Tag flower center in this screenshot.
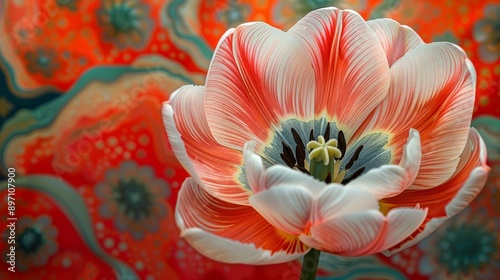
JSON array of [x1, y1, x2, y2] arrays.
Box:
[[18, 228, 44, 255], [110, 7, 136, 32], [277, 122, 366, 184], [114, 178, 152, 221], [240, 118, 391, 190], [305, 134, 346, 183], [307, 135, 342, 166], [435, 222, 498, 274]]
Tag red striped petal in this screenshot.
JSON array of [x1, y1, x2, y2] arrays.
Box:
[[380, 129, 489, 254], [289, 7, 390, 140], [367, 18, 424, 66], [362, 42, 476, 189], [176, 178, 309, 264], [205, 24, 315, 150], [163, 85, 250, 205]]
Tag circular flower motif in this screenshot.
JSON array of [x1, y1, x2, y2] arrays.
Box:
[[97, 0, 154, 50], [24, 49, 60, 78], [163, 7, 489, 264], [2, 215, 58, 271], [56, 0, 79, 11], [418, 217, 500, 279], [473, 3, 500, 63], [216, 0, 251, 27], [96, 160, 170, 240]]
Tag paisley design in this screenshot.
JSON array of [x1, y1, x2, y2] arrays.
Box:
[[0, 0, 203, 96]]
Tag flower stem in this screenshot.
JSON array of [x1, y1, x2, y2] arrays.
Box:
[[299, 248, 321, 280]]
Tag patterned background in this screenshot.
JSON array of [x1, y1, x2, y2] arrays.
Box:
[[0, 0, 499, 279]]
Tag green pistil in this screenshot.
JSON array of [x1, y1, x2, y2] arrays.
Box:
[[307, 136, 344, 183], [306, 135, 341, 166]]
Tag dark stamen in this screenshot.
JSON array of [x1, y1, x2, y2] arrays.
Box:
[[323, 123, 330, 141], [296, 146, 305, 167], [281, 141, 296, 165], [291, 128, 305, 150], [324, 173, 332, 184], [345, 145, 364, 170], [282, 142, 295, 160], [337, 131, 346, 160], [295, 165, 310, 175], [342, 167, 366, 184], [309, 129, 315, 141], [291, 128, 306, 167], [281, 153, 295, 168]]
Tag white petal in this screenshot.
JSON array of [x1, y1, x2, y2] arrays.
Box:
[[300, 207, 426, 256], [346, 165, 407, 200], [399, 128, 422, 185], [181, 228, 308, 265], [347, 128, 421, 200], [243, 141, 266, 193], [263, 165, 325, 195], [314, 185, 379, 222], [250, 184, 313, 235], [384, 162, 489, 255], [162, 102, 201, 184], [381, 207, 428, 250], [300, 210, 385, 255]]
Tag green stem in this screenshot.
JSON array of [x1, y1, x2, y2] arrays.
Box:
[[299, 248, 321, 280]]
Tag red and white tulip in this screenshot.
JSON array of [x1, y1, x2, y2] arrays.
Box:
[[162, 7, 489, 264]]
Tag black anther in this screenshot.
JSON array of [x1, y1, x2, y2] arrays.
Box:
[[295, 165, 310, 175], [291, 128, 306, 167], [323, 123, 330, 141], [309, 129, 315, 141], [337, 131, 346, 160], [324, 173, 332, 184], [345, 145, 364, 170], [282, 141, 295, 162], [280, 153, 295, 168], [342, 167, 366, 184]]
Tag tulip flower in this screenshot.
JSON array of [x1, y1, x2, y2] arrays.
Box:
[[162, 7, 489, 279]]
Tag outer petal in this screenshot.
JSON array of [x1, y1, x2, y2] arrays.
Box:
[[205, 24, 315, 150], [162, 86, 251, 205], [367, 18, 424, 66], [176, 178, 308, 264], [381, 129, 489, 254], [363, 42, 476, 189], [347, 129, 421, 200], [300, 207, 427, 256], [181, 228, 308, 265], [288, 7, 390, 140]]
